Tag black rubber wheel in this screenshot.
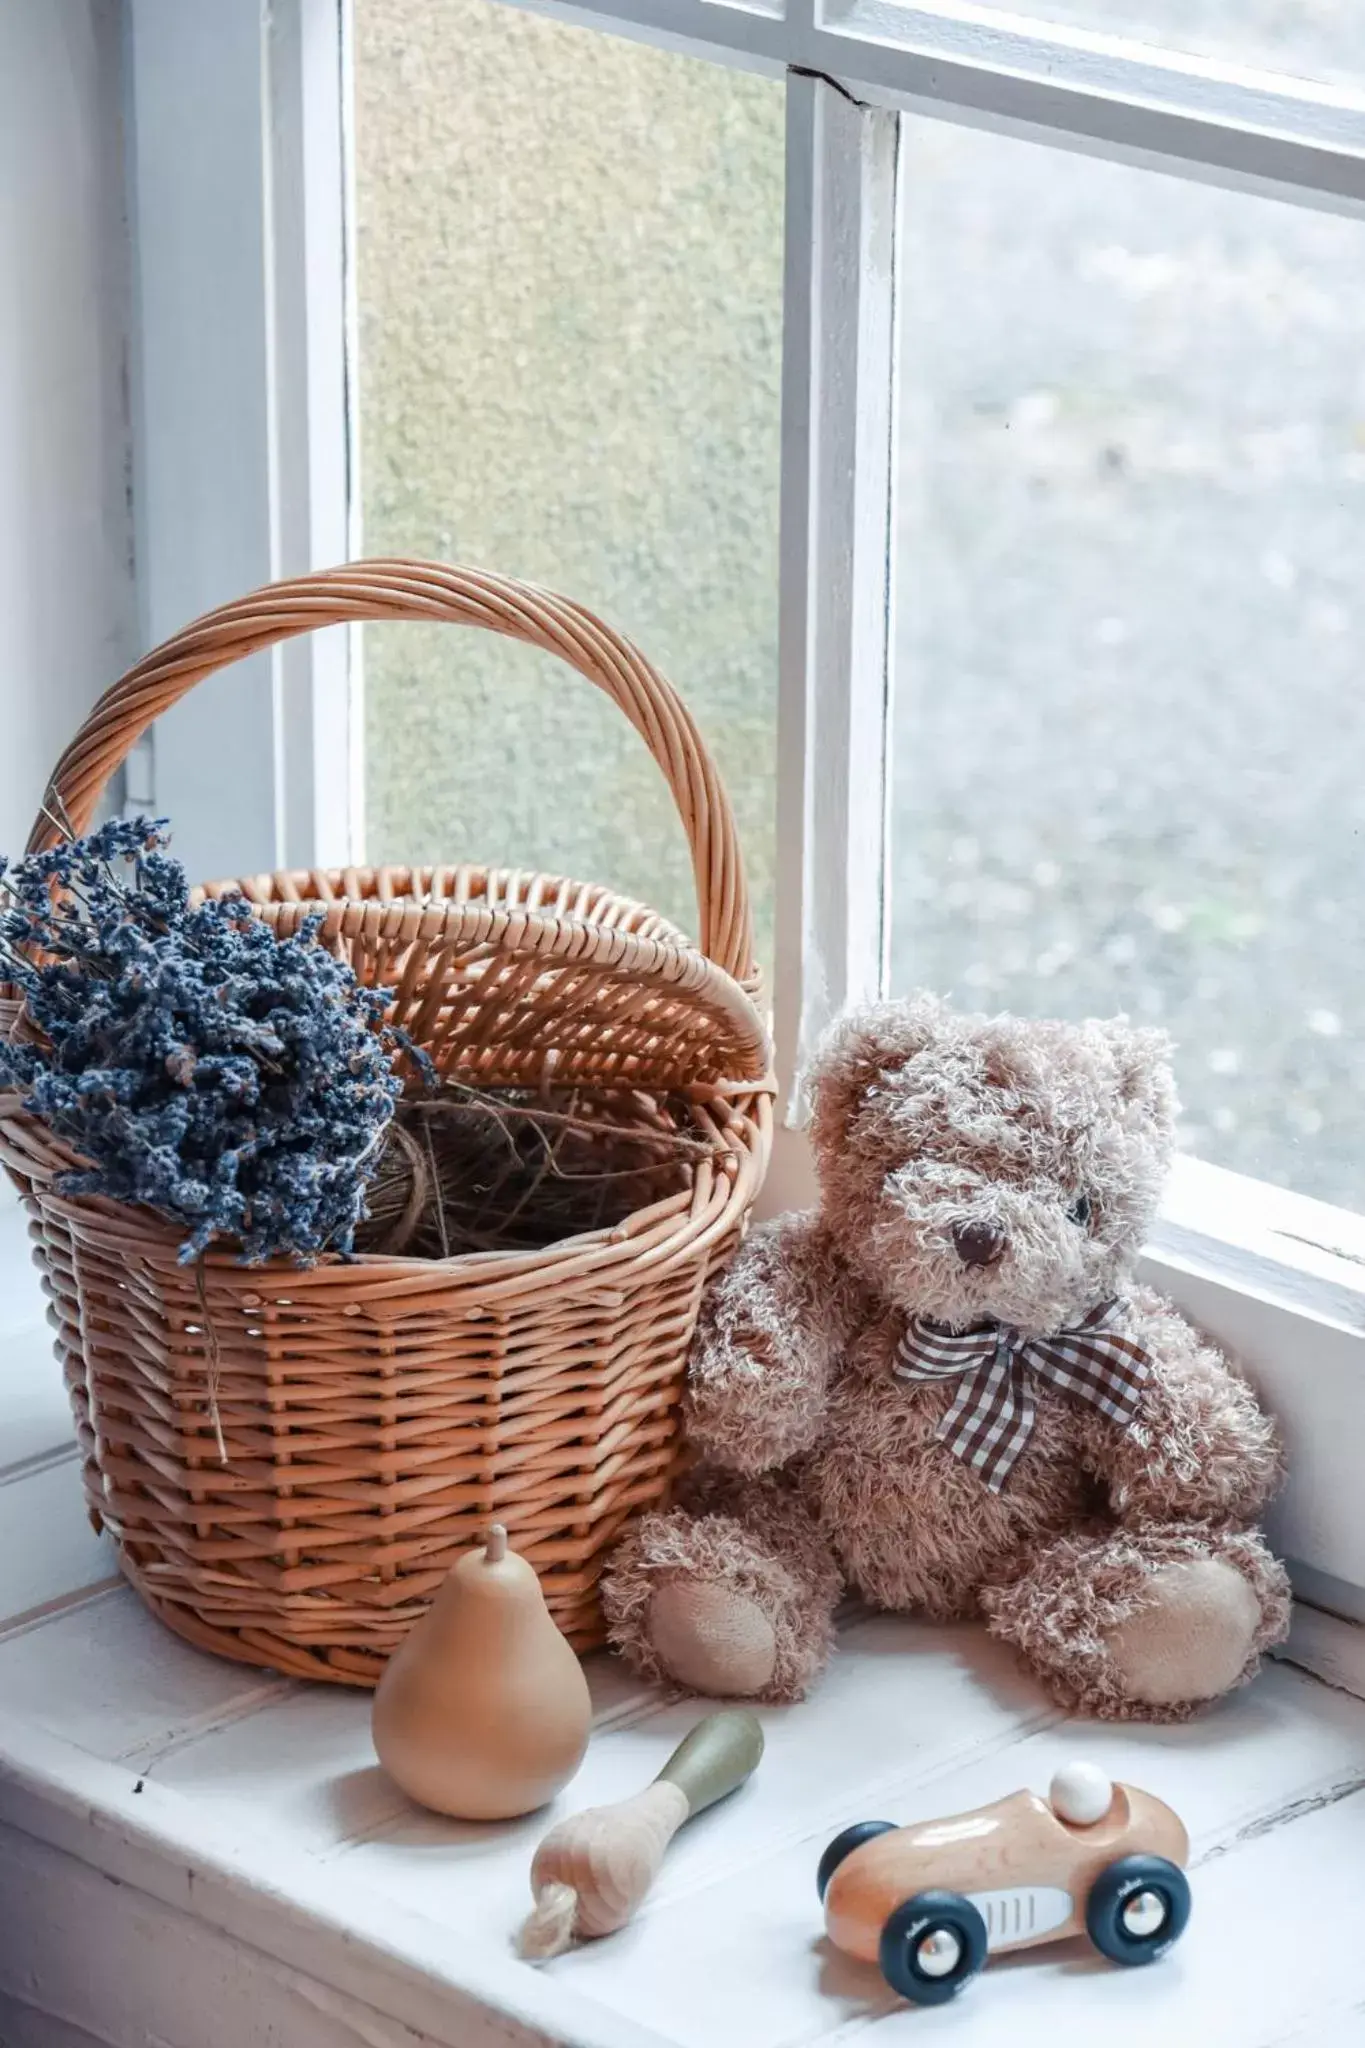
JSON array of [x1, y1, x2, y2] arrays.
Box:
[[1085, 1855, 1191, 1966], [878, 1890, 989, 2007], [816, 1820, 896, 1901]]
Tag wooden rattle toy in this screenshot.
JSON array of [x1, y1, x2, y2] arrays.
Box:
[[372, 1524, 592, 1821], [820, 1761, 1190, 2007], [519, 1709, 765, 1959]]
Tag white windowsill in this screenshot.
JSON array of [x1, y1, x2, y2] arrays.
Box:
[[4, 1172, 1365, 2046]]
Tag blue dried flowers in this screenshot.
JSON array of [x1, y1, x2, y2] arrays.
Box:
[[0, 818, 402, 1264]]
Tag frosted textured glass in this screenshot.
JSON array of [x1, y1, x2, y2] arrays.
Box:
[[354, 0, 783, 985]]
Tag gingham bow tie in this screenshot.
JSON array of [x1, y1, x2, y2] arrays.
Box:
[[894, 1299, 1151, 1494]]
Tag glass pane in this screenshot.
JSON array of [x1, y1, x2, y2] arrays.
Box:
[[353, 0, 783, 986], [891, 117, 1365, 1210], [953, 0, 1359, 93]]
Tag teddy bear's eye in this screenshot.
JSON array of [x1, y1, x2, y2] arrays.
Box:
[[1068, 1192, 1093, 1228]]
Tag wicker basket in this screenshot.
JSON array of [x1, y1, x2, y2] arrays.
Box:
[[0, 560, 773, 1685]]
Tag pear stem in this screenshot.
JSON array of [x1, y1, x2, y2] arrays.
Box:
[[485, 1523, 509, 1563]]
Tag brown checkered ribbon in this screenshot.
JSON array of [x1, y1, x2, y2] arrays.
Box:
[[894, 1298, 1151, 1494]]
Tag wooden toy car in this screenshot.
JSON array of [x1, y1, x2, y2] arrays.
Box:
[[819, 1762, 1190, 2006]]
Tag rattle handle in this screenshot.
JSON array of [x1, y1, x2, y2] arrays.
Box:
[[519, 1711, 764, 1959], [655, 1709, 765, 1819]]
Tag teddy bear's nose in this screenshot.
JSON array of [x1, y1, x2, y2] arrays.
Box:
[[952, 1219, 1007, 1267]]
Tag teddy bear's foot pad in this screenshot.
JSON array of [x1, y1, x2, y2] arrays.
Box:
[[982, 1524, 1290, 1720], [1104, 1557, 1264, 1707], [648, 1578, 778, 1697]]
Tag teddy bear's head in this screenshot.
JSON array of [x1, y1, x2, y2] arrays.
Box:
[[808, 993, 1177, 1336]]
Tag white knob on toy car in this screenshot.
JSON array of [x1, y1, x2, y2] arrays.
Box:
[[1049, 1762, 1113, 1826]]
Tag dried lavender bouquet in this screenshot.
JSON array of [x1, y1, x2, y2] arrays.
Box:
[[0, 818, 401, 1264]]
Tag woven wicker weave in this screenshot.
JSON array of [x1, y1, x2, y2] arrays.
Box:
[[0, 560, 773, 1685]]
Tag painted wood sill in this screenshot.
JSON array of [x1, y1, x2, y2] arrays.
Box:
[[4, 1188, 1365, 2048]]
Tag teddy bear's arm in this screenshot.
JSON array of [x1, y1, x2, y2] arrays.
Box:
[[684, 1213, 864, 1476], [1080, 1287, 1284, 1526]]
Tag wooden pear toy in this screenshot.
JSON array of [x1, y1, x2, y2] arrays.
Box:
[[518, 1709, 765, 1959], [372, 1524, 592, 1821]]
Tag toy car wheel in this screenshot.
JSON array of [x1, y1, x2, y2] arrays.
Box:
[[816, 1820, 896, 1901], [1085, 1854, 1191, 1966], [878, 1890, 989, 2006]]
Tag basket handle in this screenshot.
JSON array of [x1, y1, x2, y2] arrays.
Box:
[[28, 560, 758, 986]]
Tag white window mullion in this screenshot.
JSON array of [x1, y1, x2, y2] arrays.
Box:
[[493, 0, 1365, 218], [267, 0, 357, 873], [767, 72, 900, 1214], [828, 0, 1365, 218]]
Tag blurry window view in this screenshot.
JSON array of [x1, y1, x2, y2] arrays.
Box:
[[353, 0, 784, 988], [891, 117, 1365, 1209]]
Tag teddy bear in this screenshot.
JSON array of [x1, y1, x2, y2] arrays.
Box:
[[602, 994, 1291, 1721]]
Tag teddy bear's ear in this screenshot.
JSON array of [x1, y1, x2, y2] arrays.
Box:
[[806, 993, 950, 1141], [1097, 1018, 1178, 1136]]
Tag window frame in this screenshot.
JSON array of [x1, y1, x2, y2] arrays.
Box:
[[121, 0, 1365, 1639]]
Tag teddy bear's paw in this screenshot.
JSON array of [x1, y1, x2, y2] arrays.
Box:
[[981, 1524, 1291, 1722], [1103, 1557, 1265, 1709], [600, 1501, 841, 1702], [648, 1577, 778, 1697]]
